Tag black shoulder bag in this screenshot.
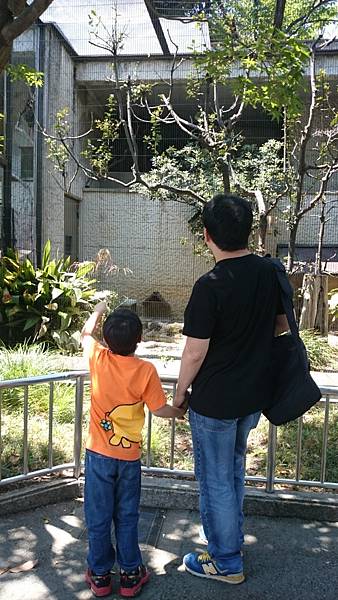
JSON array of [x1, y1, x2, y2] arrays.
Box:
[[263, 258, 322, 426]]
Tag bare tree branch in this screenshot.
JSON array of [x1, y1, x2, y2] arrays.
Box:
[[286, 0, 335, 34]]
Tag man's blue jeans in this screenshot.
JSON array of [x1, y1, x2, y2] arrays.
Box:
[[84, 449, 142, 574], [189, 408, 260, 572]]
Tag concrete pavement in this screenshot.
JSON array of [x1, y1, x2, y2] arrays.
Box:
[[0, 498, 337, 600]]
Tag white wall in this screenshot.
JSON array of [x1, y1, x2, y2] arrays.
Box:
[[80, 189, 209, 317]]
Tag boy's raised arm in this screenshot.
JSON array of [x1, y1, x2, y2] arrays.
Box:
[[81, 301, 107, 359]]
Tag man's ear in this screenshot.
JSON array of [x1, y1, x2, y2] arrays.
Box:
[[204, 227, 211, 243]]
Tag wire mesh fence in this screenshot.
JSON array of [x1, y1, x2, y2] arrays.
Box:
[[0, 1, 337, 322]]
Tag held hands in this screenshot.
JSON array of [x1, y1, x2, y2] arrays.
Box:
[[174, 390, 190, 419]]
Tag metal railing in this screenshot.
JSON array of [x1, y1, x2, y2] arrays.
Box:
[[0, 372, 87, 485], [0, 371, 338, 493]]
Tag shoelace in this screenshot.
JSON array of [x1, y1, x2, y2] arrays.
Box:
[[198, 551, 212, 563]]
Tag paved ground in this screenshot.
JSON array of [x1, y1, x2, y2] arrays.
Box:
[[0, 499, 337, 600]]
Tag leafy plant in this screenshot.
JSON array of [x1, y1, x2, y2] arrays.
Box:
[[6, 64, 44, 87], [0, 240, 115, 352]]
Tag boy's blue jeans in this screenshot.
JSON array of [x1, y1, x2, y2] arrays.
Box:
[[189, 408, 260, 572], [84, 449, 142, 574]]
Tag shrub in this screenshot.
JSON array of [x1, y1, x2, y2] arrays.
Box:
[[0, 240, 117, 352]]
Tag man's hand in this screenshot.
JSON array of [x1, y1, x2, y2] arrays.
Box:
[[174, 390, 190, 410]]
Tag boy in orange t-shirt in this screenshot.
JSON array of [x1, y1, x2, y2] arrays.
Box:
[[81, 303, 186, 598]]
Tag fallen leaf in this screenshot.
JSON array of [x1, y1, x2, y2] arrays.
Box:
[[0, 559, 39, 576]]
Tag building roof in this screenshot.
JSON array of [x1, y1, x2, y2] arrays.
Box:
[[39, 0, 210, 57]]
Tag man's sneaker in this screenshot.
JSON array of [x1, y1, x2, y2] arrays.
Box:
[[183, 551, 244, 585], [85, 569, 112, 597], [119, 565, 150, 597]]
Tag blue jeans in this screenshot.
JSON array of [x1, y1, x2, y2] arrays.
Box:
[[189, 408, 260, 572], [84, 449, 142, 574]]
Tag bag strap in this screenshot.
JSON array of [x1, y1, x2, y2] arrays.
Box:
[[265, 256, 307, 365]]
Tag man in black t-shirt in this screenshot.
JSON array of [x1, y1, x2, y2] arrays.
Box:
[[173, 193, 288, 585]]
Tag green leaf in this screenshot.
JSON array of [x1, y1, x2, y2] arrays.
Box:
[[23, 316, 41, 332], [42, 240, 51, 269], [76, 262, 95, 278]]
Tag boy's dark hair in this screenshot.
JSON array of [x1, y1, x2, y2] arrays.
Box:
[[202, 193, 253, 251], [103, 309, 142, 356]]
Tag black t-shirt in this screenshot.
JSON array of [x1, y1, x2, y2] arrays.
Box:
[[183, 254, 283, 419]]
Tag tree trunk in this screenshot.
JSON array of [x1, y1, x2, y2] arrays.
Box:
[[299, 274, 329, 336], [258, 212, 267, 256], [219, 162, 230, 193], [273, 0, 287, 29], [0, 0, 55, 74], [315, 203, 326, 275], [0, 2, 13, 73], [286, 224, 298, 272], [0, 44, 12, 73]]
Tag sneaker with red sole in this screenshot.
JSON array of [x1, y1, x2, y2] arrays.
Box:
[[85, 569, 112, 597], [119, 565, 150, 597]]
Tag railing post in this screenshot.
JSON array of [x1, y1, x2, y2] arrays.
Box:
[[48, 382, 54, 469], [146, 410, 152, 469], [295, 416, 303, 481], [320, 396, 330, 484], [23, 386, 29, 475], [169, 382, 177, 470], [0, 389, 2, 482], [266, 422, 277, 493], [73, 375, 84, 479]]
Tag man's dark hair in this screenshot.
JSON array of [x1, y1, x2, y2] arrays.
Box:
[[103, 309, 142, 356], [202, 193, 253, 251]]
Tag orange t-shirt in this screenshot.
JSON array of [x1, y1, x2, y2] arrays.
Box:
[[86, 341, 167, 460]]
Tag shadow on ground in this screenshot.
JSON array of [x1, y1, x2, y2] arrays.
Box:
[[0, 500, 337, 600]]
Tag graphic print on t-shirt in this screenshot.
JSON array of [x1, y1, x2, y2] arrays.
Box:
[[100, 401, 144, 449]]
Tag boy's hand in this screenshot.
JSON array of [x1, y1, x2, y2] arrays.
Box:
[[94, 301, 108, 315]]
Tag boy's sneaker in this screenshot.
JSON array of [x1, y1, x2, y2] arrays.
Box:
[[183, 551, 244, 584], [85, 569, 112, 597], [119, 565, 150, 597]]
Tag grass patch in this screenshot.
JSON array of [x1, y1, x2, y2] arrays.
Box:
[[300, 330, 338, 371]]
